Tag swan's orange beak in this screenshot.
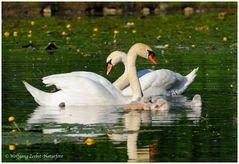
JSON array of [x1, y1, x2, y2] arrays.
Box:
[[106, 63, 113, 75], [148, 53, 158, 64]]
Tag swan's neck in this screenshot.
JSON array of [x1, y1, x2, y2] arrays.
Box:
[[127, 49, 143, 99], [113, 58, 129, 90]]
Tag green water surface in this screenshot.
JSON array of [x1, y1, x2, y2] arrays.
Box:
[[2, 13, 237, 162]]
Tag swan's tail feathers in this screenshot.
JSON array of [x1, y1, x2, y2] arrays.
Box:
[[174, 67, 199, 95], [22, 81, 50, 106], [185, 67, 199, 87]]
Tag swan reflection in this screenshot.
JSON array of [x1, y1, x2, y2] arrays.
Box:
[[27, 105, 122, 137], [28, 105, 121, 125], [108, 95, 202, 162], [27, 95, 202, 161]]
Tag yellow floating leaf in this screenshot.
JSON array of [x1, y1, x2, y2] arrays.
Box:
[[66, 24, 71, 29], [27, 34, 32, 38], [113, 30, 119, 34], [8, 116, 15, 122], [156, 35, 161, 40], [4, 32, 10, 37], [8, 144, 16, 151], [13, 32, 18, 37], [61, 31, 68, 36], [93, 28, 98, 32], [12, 129, 17, 132], [164, 44, 169, 48], [31, 21, 35, 26], [85, 138, 94, 145], [223, 37, 228, 42]]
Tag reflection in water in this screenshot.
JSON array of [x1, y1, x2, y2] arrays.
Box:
[[27, 105, 122, 137], [28, 105, 121, 125], [111, 95, 202, 162], [27, 95, 202, 161]]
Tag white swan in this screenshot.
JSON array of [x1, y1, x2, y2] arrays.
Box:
[[106, 51, 199, 96], [23, 43, 158, 106]]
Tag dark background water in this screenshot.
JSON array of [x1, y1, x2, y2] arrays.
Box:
[[2, 5, 237, 162]]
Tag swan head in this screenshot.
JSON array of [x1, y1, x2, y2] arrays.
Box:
[[191, 94, 202, 107], [106, 51, 127, 75], [128, 43, 158, 64]]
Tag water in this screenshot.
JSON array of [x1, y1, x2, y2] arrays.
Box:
[[2, 13, 237, 162]]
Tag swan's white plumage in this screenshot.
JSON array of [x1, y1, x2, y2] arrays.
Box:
[[23, 43, 156, 106], [107, 51, 198, 96], [24, 75, 128, 106], [122, 68, 198, 96], [42, 71, 116, 94], [121, 68, 198, 96]]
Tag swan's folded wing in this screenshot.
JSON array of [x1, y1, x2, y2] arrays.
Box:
[[42, 72, 105, 88], [121, 70, 175, 96], [138, 70, 175, 90], [42, 71, 120, 96], [43, 72, 72, 86], [43, 76, 85, 91], [152, 69, 187, 91], [139, 69, 187, 94], [169, 72, 188, 91]]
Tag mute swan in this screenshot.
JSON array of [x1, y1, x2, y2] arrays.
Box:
[[185, 94, 202, 107], [106, 51, 199, 96], [23, 43, 158, 106]]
